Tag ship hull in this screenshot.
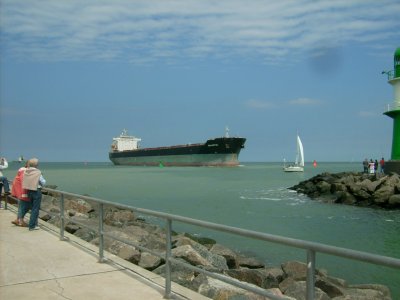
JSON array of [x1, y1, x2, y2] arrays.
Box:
[[109, 137, 246, 167]]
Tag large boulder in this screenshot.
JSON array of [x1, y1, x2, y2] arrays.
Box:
[[316, 181, 331, 194], [172, 245, 213, 267], [153, 258, 197, 289], [238, 255, 265, 269], [66, 197, 94, 214], [334, 284, 392, 300], [388, 194, 400, 206], [104, 208, 135, 227], [335, 191, 357, 205], [360, 178, 381, 193], [210, 243, 239, 269], [281, 261, 308, 280], [282, 281, 330, 300], [118, 245, 141, 264], [138, 252, 164, 270], [171, 244, 228, 270], [315, 276, 345, 298], [195, 274, 294, 300], [224, 267, 284, 290], [373, 185, 394, 204], [347, 182, 371, 200]]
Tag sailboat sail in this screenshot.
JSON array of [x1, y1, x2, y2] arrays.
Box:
[[297, 135, 304, 167], [283, 134, 304, 172]]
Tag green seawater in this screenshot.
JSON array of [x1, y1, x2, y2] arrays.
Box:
[[3, 162, 400, 297]]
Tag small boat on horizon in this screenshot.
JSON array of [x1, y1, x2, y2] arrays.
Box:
[[283, 134, 304, 172]]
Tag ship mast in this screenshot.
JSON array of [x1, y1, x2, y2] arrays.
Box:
[[225, 126, 230, 138]]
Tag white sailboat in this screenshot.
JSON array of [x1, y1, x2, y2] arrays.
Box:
[[283, 135, 304, 172]]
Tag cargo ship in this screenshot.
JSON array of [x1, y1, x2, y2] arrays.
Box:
[[109, 129, 246, 166]]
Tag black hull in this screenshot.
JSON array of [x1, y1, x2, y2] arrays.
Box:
[[109, 137, 246, 166]]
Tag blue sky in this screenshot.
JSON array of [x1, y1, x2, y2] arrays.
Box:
[[1, 0, 399, 163]]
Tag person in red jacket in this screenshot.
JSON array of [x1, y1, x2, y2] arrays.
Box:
[[380, 158, 385, 173], [11, 162, 30, 227]]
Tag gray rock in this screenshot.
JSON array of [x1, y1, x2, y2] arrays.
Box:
[[104, 208, 135, 227], [190, 242, 228, 270], [65, 197, 94, 214], [138, 252, 163, 270], [118, 245, 141, 264], [238, 256, 265, 269], [210, 243, 239, 269], [347, 284, 392, 300], [153, 259, 197, 289], [316, 181, 331, 194], [335, 285, 391, 300], [335, 191, 357, 205], [359, 179, 377, 193], [281, 261, 307, 280], [315, 276, 345, 298], [331, 183, 347, 193], [73, 227, 98, 242], [65, 223, 80, 234], [225, 267, 284, 290], [283, 281, 330, 300], [196, 274, 294, 300], [373, 185, 394, 204], [258, 267, 285, 289], [172, 245, 211, 267], [388, 194, 400, 206]]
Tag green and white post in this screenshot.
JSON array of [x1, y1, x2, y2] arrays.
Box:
[[383, 47, 400, 174]]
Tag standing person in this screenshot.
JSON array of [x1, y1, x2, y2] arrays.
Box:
[[363, 158, 369, 173], [368, 159, 375, 174], [374, 160, 379, 174], [0, 157, 11, 195], [380, 157, 385, 173], [22, 158, 46, 231], [11, 162, 30, 226]]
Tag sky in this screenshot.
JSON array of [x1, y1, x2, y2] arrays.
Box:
[[1, 0, 400, 163]]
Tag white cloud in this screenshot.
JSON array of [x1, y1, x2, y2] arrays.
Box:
[[289, 98, 322, 106], [1, 0, 399, 64]]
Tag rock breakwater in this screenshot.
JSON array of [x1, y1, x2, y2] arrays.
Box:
[[290, 172, 400, 209], [36, 191, 392, 300]]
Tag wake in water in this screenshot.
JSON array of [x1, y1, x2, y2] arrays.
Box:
[[239, 187, 308, 205]]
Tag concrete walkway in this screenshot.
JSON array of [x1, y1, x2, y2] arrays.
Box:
[[0, 205, 210, 300]]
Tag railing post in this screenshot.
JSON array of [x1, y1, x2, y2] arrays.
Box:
[[306, 249, 316, 300], [164, 219, 172, 299], [60, 194, 65, 241], [98, 203, 105, 262]]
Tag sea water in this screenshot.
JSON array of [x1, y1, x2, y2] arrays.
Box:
[[3, 162, 400, 297]]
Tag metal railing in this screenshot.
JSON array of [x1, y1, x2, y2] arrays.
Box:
[[382, 70, 395, 81], [4, 187, 400, 300], [385, 102, 400, 112]]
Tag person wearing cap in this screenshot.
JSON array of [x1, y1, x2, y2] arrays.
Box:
[[0, 157, 11, 196]]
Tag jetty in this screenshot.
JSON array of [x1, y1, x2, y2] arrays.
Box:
[[289, 171, 400, 208], [0, 208, 208, 300]]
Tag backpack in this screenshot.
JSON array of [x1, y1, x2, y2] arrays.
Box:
[[11, 168, 29, 201]]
